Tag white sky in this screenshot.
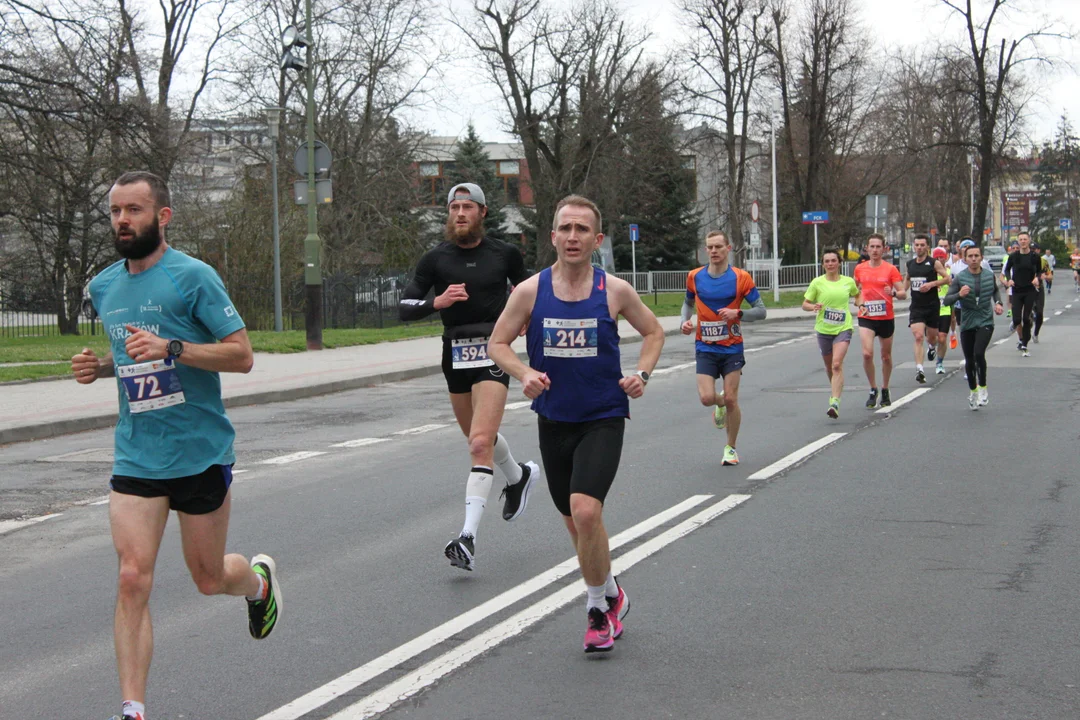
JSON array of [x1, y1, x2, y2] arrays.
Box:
[[409, 0, 1078, 146]]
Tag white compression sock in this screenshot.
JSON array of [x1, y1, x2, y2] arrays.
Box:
[[493, 433, 523, 484], [605, 573, 619, 597], [586, 583, 607, 611], [462, 466, 493, 537]]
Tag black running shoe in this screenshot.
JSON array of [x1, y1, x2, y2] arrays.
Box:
[[915, 368, 926, 384], [927, 346, 935, 361], [865, 389, 878, 408], [444, 533, 475, 571], [880, 388, 892, 407], [247, 554, 282, 639], [500, 461, 540, 522]]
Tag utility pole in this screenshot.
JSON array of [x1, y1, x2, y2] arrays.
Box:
[[302, 0, 322, 349]]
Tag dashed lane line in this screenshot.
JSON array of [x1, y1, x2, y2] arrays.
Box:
[[391, 423, 449, 436], [875, 387, 933, 414], [255, 493, 718, 720], [259, 451, 329, 465], [323, 494, 752, 720], [747, 433, 847, 481], [329, 438, 391, 449]]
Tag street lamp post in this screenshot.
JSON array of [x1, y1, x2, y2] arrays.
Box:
[[265, 107, 284, 332], [770, 96, 782, 304]]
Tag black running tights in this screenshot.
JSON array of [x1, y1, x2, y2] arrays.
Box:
[[1011, 290, 1036, 345], [960, 325, 993, 390], [1034, 288, 1045, 336]]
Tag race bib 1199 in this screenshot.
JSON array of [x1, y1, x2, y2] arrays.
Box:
[[822, 307, 846, 325]]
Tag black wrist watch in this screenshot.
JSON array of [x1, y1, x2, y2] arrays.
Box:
[[167, 339, 184, 358]]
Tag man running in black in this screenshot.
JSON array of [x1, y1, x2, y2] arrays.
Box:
[[399, 183, 539, 571], [904, 233, 949, 383], [1000, 231, 1041, 357]]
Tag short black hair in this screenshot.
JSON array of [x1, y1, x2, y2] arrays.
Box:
[[913, 233, 929, 242], [113, 171, 171, 210]]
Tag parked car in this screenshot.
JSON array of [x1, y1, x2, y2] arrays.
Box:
[[983, 245, 1007, 274], [355, 276, 404, 313]]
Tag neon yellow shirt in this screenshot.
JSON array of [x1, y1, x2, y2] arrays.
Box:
[[805, 274, 858, 335]]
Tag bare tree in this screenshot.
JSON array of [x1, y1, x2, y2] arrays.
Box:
[[457, 0, 651, 267], [941, 0, 1069, 238], [680, 0, 769, 256]]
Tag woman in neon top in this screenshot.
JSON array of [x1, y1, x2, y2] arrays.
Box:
[[803, 247, 860, 419]]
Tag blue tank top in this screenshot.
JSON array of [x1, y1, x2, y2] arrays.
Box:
[[526, 268, 629, 423]]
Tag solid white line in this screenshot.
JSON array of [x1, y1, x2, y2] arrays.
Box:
[[875, 387, 932, 414], [258, 451, 328, 465], [746, 433, 846, 481], [255, 494, 715, 720], [651, 362, 694, 376], [504, 401, 532, 410], [392, 424, 449, 436], [329, 438, 391, 449], [0, 513, 62, 536], [327, 494, 752, 720]]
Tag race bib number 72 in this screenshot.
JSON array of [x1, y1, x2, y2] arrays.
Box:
[[118, 359, 186, 414]]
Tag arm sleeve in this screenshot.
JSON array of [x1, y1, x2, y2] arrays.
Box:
[[1002, 254, 1013, 278], [507, 244, 529, 286], [943, 277, 963, 306], [190, 266, 246, 339], [398, 253, 438, 322], [741, 295, 767, 322], [680, 299, 695, 323], [992, 277, 1002, 305]]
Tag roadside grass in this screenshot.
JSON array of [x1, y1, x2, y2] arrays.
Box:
[[0, 290, 810, 382]]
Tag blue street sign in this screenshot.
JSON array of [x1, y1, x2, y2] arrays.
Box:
[[1060, 218, 1072, 230], [801, 210, 829, 224], [629, 223, 639, 242]]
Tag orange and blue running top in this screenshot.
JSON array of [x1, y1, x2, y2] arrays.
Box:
[[686, 266, 760, 355]]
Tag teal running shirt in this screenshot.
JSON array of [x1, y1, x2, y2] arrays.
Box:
[[88, 247, 246, 479]]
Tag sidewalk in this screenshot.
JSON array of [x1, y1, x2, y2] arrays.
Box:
[[0, 304, 855, 444]]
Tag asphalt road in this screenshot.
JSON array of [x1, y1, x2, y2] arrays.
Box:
[[2, 291, 1079, 720]]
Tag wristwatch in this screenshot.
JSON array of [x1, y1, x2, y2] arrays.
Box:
[[167, 339, 185, 359], [634, 370, 650, 385]]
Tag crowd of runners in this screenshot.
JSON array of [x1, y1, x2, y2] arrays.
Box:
[[73, 172, 1063, 719]]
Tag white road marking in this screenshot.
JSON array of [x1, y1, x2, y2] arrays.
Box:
[[258, 451, 328, 465], [1067, 304, 1073, 309], [747, 433, 846, 481], [256, 494, 716, 720], [329, 438, 391, 449], [325, 494, 752, 720], [392, 424, 449, 436], [233, 469, 249, 475], [0, 513, 62, 536], [73, 495, 110, 506], [1055, 310, 1063, 315], [90, 498, 110, 506], [504, 401, 532, 410], [651, 362, 694, 376], [875, 387, 932, 413]]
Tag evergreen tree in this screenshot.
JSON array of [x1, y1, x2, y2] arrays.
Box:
[[446, 123, 509, 242]]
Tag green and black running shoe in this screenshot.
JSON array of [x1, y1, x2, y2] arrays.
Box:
[[248, 554, 281, 639]]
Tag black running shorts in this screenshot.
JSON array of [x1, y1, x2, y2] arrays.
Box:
[[110, 464, 233, 515], [441, 338, 511, 395], [908, 305, 941, 328], [936, 314, 952, 334], [537, 415, 625, 517], [857, 317, 895, 339]]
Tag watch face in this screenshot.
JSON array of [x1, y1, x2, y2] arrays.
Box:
[[168, 340, 183, 356]]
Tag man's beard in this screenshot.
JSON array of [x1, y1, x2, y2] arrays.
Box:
[[115, 222, 163, 260], [444, 214, 484, 245]]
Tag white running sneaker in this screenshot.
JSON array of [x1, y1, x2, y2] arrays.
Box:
[[968, 391, 979, 411], [978, 386, 989, 406]]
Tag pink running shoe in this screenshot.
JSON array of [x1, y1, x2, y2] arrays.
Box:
[[606, 582, 629, 639], [583, 607, 615, 653]]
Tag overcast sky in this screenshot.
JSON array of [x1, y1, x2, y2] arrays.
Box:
[[406, 0, 1078, 147]]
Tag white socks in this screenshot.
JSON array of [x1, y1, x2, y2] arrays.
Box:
[[493, 433, 523, 484], [586, 583, 607, 610], [462, 466, 493, 537], [246, 573, 266, 602], [122, 700, 146, 719], [605, 573, 618, 597]]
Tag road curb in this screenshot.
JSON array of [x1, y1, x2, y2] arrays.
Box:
[[1, 307, 869, 445]]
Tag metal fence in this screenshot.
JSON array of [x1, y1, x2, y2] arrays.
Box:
[[0, 277, 102, 339], [615, 262, 857, 293], [229, 274, 412, 332]]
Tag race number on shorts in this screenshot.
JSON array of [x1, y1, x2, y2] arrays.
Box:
[[451, 337, 495, 369], [118, 359, 186, 414], [543, 318, 599, 357]]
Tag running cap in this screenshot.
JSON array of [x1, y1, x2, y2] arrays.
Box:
[[932, 247, 948, 260], [959, 239, 976, 249], [447, 183, 486, 207]]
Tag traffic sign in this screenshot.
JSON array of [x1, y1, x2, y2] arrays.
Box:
[[751, 200, 760, 223], [294, 141, 332, 177], [801, 210, 829, 224], [1060, 218, 1072, 230], [629, 224, 639, 242], [749, 228, 761, 249]]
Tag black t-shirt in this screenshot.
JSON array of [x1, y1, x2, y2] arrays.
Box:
[[399, 237, 529, 339], [907, 256, 939, 307], [1003, 251, 1040, 292]]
